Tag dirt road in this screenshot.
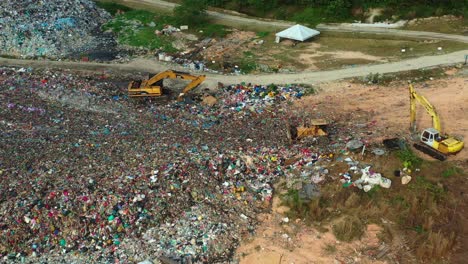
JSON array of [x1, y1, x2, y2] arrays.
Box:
[[317, 24, 468, 43], [1, 49, 467, 87]]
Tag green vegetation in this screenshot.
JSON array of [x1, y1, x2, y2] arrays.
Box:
[[291, 7, 328, 26], [103, 10, 178, 52], [442, 166, 463, 178], [205, 0, 467, 26], [199, 24, 229, 38], [256, 31, 270, 38], [99, 1, 231, 52], [174, 0, 209, 26], [237, 51, 258, 73], [397, 148, 423, 169]]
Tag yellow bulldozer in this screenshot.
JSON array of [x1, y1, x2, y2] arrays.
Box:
[[128, 70, 206, 101], [409, 84, 464, 160], [287, 118, 329, 143]]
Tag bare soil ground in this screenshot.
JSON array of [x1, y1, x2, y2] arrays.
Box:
[[306, 75, 468, 162], [236, 194, 388, 264], [235, 74, 468, 264]]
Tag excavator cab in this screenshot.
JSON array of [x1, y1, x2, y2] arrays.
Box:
[[421, 128, 441, 146]]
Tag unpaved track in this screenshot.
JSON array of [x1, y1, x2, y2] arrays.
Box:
[[317, 24, 468, 43], [1, 50, 467, 87]]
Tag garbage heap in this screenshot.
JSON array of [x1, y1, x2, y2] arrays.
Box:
[[0, 67, 312, 263], [0, 0, 112, 58]]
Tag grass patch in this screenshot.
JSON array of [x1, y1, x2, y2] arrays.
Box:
[[119, 27, 177, 52], [198, 24, 229, 38], [332, 216, 365, 242], [102, 10, 177, 52], [442, 166, 463, 178], [95, 1, 133, 15], [256, 31, 270, 38]]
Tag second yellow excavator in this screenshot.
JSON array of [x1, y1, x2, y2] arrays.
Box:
[[128, 70, 206, 100], [409, 84, 463, 160]]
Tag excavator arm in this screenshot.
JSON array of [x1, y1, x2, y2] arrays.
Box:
[[177, 74, 206, 100], [144, 70, 178, 87], [409, 84, 441, 132], [129, 70, 205, 99]]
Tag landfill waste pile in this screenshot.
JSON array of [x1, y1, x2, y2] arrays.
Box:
[[0, 67, 332, 263], [0, 0, 114, 59]]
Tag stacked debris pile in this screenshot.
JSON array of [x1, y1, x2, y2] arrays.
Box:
[[0, 0, 114, 59]]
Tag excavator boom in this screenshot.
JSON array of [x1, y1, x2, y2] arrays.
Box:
[[409, 84, 441, 132]]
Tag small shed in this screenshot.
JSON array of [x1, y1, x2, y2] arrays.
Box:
[[275, 24, 320, 43]]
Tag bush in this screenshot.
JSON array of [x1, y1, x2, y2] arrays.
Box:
[[325, 0, 352, 19], [396, 148, 422, 169], [291, 7, 326, 26], [332, 216, 364, 242]]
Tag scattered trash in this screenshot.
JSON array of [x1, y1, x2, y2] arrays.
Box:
[[372, 148, 385, 156], [354, 166, 391, 192], [346, 139, 364, 151], [402, 175, 412, 185]]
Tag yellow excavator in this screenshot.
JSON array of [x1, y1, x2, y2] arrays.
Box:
[[128, 70, 206, 100], [409, 84, 463, 160]]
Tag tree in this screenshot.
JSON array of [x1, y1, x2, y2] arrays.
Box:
[[174, 0, 209, 26], [325, 0, 351, 18]]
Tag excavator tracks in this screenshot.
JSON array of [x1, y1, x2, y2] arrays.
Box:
[[413, 143, 447, 161]]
